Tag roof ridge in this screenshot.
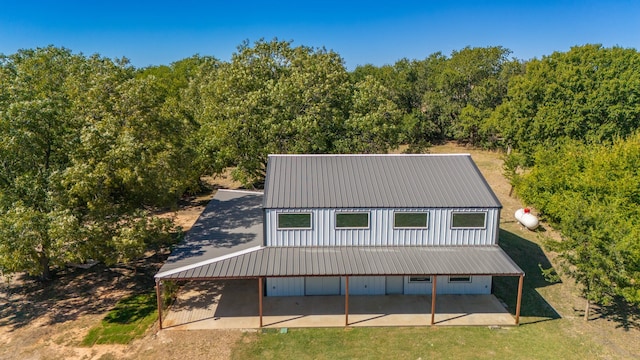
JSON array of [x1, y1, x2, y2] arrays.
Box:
[[267, 153, 471, 157]]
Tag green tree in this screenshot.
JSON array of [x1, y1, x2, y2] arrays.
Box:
[[0, 47, 190, 279], [491, 44, 640, 158], [193, 39, 400, 186], [514, 135, 640, 311], [336, 76, 402, 153], [425, 46, 517, 144]]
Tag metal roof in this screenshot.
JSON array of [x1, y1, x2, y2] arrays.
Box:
[[156, 245, 523, 280], [156, 189, 264, 275], [263, 154, 502, 209]]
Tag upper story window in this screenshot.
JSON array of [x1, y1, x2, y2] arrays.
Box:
[[336, 212, 369, 229], [278, 213, 312, 229], [394, 212, 428, 229], [451, 212, 486, 229]]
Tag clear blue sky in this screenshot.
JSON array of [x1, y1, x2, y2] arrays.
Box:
[[1, 0, 638, 69]]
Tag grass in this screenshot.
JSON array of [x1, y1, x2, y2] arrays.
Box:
[[81, 291, 158, 345], [233, 324, 602, 360]]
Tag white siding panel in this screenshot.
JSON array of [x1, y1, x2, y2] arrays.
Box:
[[386, 276, 404, 294], [266, 277, 304, 296], [267, 208, 499, 247], [437, 275, 492, 295], [305, 276, 341, 295], [340, 276, 386, 295], [403, 276, 492, 295], [404, 276, 433, 295]]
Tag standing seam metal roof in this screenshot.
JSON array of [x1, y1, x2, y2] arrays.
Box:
[[155, 245, 524, 280], [263, 154, 502, 209]]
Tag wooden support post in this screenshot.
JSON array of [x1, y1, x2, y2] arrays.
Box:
[[430, 275, 437, 326], [155, 280, 163, 330], [515, 275, 524, 325], [258, 277, 264, 328], [345, 276, 350, 327]]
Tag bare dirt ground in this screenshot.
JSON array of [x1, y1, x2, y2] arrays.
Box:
[[0, 147, 638, 360]]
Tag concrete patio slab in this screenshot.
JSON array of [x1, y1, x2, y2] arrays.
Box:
[[162, 280, 516, 330]]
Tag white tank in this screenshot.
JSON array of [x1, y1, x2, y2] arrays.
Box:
[[515, 208, 539, 230]]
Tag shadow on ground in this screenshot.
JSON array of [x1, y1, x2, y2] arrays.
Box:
[[493, 228, 561, 323], [0, 251, 169, 331], [589, 297, 639, 331], [496, 228, 640, 331]]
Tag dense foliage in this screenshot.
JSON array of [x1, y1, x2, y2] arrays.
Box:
[[502, 45, 640, 307], [491, 45, 640, 159], [351, 46, 522, 150], [514, 136, 640, 306], [0, 47, 195, 279], [190, 39, 401, 186]]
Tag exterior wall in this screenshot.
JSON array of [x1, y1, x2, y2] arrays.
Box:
[[403, 276, 492, 295], [305, 276, 341, 295], [266, 276, 492, 296], [340, 276, 386, 295], [266, 277, 304, 296], [266, 208, 500, 247]]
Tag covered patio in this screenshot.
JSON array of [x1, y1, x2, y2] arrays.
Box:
[[161, 279, 516, 329], [155, 190, 524, 330]]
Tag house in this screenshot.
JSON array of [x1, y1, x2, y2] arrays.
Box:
[[154, 154, 524, 328]]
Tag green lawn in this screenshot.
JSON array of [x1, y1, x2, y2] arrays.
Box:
[[233, 323, 601, 360], [82, 292, 157, 345], [231, 228, 604, 359]]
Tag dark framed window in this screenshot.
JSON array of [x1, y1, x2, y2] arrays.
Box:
[[336, 212, 369, 228], [278, 213, 312, 229], [394, 212, 428, 228], [449, 276, 472, 283], [409, 276, 432, 283], [451, 212, 486, 229]]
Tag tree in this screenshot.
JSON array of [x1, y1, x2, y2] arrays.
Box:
[[336, 76, 402, 153], [193, 39, 400, 187], [491, 45, 640, 158], [513, 135, 640, 311], [0, 47, 191, 279]]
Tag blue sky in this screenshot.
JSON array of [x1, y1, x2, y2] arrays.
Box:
[[1, 1, 638, 69]]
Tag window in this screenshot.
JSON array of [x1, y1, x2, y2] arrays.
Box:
[[394, 212, 428, 228], [409, 276, 431, 283], [336, 212, 369, 228], [278, 213, 312, 229], [449, 276, 472, 283], [451, 212, 486, 228]]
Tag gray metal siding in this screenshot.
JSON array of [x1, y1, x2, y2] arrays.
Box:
[[266, 208, 499, 246], [264, 154, 502, 209]]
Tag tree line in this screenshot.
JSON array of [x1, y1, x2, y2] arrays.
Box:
[[1, 40, 639, 310]]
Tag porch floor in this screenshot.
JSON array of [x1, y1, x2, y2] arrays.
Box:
[[162, 279, 515, 330]]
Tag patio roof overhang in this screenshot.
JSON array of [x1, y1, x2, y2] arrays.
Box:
[[155, 245, 524, 280]]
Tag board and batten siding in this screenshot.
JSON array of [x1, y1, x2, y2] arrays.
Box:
[[266, 208, 499, 247]]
